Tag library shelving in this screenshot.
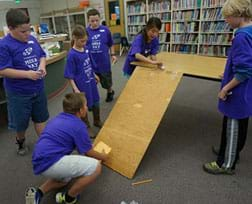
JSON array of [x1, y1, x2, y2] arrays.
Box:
[[199, 0, 233, 56], [40, 9, 87, 40], [124, 0, 233, 57]]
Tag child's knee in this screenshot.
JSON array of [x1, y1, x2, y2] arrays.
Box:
[[94, 162, 102, 176]]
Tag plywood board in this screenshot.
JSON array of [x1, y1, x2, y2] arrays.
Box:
[[94, 67, 183, 178], [132, 52, 226, 80]]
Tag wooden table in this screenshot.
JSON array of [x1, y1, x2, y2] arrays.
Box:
[[94, 52, 226, 179]]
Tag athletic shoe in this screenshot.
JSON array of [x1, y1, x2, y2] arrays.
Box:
[[25, 187, 41, 204], [56, 192, 79, 204], [203, 161, 235, 175], [106, 90, 115, 102], [16, 138, 28, 156]]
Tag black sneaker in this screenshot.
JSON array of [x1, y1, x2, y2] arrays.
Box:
[[16, 138, 28, 156], [106, 90, 115, 102]]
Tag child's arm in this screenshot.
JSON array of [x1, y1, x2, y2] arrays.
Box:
[[94, 74, 100, 83], [218, 78, 240, 100], [38, 57, 47, 77], [68, 79, 80, 93], [110, 45, 117, 64], [0, 68, 43, 80], [86, 148, 109, 162], [135, 53, 163, 67]]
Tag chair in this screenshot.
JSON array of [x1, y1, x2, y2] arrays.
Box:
[[120, 36, 130, 56]]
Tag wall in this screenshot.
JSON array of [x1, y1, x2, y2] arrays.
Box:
[[0, 0, 105, 35], [0, 0, 41, 31], [40, 0, 105, 19]]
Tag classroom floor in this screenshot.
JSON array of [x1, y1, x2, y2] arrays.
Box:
[[0, 54, 252, 204]]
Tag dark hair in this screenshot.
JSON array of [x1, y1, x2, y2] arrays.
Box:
[[63, 93, 86, 114], [71, 25, 87, 47], [6, 8, 30, 28], [141, 17, 162, 43], [101, 20, 106, 26], [87, 8, 100, 19]]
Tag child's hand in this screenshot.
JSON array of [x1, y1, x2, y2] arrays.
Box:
[[101, 149, 110, 162], [153, 61, 163, 69], [218, 88, 231, 101], [111, 55, 118, 65], [27, 70, 44, 80], [38, 67, 47, 77], [95, 74, 100, 83]]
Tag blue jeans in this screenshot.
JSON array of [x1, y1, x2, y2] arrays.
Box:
[[6, 90, 49, 132]]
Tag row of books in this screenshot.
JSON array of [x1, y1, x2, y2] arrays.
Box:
[[199, 45, 229, 56], [148, 0, 171, 13], [173, 0, 201, 10], [200, 33, 233, 44], [159, 33, 170, 42], [128, 25, 143, 34], [201, 21, 231, 32], [127, 16, 146, 25], [159, 43, 170, 52], [149, 13, 171, 21], [127, 2, 146, 14], [172, 10, 200, 21], [172, 22, 199, 33], [171, 44, 198, 54], [172, 33, 198, 43], [202, 0, 226, 7], [201, 7, 223, 20]]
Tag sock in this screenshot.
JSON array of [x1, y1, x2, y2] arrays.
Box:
[[65, 192, 76, 203]]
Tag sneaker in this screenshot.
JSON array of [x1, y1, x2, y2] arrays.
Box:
[[93, 121, 103, 128], [16, 138, 28, 156], [56, 192, 79, 204], [25, 187, 41, 204], [106, 90, 115, 102], [203, 161, 235, 175]]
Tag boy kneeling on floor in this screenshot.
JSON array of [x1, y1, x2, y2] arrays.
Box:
[[30, 92, 109, 204]]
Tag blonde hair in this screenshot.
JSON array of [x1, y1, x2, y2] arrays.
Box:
[[222, 0, 252, 18], [63, 93, 86, 114]]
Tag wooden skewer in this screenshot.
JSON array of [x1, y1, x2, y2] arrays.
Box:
[[131, 179, 152, 186]]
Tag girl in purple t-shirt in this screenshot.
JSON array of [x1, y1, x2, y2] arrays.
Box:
[[64, 25, 103, 131], [123, 17, 163, 77]]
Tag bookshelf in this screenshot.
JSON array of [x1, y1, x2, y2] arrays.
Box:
[[124, 0, 233, 57], [40, 10, 87, 40]]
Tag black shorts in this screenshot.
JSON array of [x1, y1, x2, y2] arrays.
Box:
[[95, 71, 113, 89]]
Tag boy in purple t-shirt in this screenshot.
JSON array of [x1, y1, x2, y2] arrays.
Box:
[[123, 17, 163, 77], [0, 9, 49, 155], [86, 8, 117, 102], [30, 93, 108, 204], [64, 25, 103, 131], [203, 0, 252, 175]]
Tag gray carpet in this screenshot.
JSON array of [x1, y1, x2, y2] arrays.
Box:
[[0, 55, 252, 204]]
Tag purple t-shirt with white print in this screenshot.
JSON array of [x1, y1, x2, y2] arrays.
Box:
[[64, 48, 99, 108], [218, 26, 252, 119], [32, 112, 93, 175], [123, 33, 159, 76], [0, 34, 46, 94], [86, 25, 113, 73]]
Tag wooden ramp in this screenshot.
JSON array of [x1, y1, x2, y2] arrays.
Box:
[[94, 67, 183, 178], [94, 52, 226, 179]]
